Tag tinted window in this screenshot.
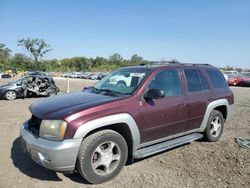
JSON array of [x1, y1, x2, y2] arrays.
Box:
[[184, 69, 202, 92], [199, 70, 209, 90], [148, 70, 182, 97], [206, 68, 228, 89]]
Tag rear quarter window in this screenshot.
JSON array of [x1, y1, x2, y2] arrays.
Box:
[[206, 68, 228, 89]]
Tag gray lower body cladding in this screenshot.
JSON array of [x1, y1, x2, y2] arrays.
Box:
[[20, 122, 82, 172]]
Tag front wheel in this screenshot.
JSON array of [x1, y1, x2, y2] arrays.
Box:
[[77, 130, 128, 184], [204, 110, 224, 142], [5, 91, 17, 100]]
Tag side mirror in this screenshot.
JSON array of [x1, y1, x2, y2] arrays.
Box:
[[144, 89, 165, 100]]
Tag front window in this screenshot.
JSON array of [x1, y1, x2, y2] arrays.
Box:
[[94, 68, 151, 95], [147, 69, 182, 97]]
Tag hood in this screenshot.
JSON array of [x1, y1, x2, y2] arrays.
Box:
[[0, 83, 15, 88], [29, 91, 124, 119]]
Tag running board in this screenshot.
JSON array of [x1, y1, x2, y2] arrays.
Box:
[[134, 133, 203, 159]]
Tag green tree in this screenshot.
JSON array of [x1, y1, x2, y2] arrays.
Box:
[[109, 53, 123, 65], [0, 43, 11, 60], [130, 54, 143, 65], [92, 57, 107, 68], [17, 38, 52, 69], [11, 53, 32, 70]]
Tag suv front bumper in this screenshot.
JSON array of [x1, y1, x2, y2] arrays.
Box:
[[20, 122, 82, 172]]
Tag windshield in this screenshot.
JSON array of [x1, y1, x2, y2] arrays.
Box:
[[94, 68, 151, 95]]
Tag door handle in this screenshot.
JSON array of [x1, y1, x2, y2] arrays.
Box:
[[177, 102, 185, 107], [208, 97, 213, 102]]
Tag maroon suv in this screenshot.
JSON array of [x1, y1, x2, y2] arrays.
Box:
[[20, 63, 234, 184]]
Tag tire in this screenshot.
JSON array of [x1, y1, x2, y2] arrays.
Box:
[[5, 90, 17, 100], [77, 130, 128, 184], [204, 110, 224, 142]]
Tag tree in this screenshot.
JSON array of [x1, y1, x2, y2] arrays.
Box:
[[130, 54, 143, 65], [225, 65, 234, 71], [17, 38, 52, 69], [0, 43, 11, 60], [109, 53, 123, 65], [11, 53, 32, 70]]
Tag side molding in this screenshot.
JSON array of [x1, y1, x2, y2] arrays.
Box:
[[199, 99, 233, 131], [73, 113, 141, 152]]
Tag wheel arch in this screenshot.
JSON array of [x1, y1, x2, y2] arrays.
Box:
[[73, 113, 141, 164], [84, 123, 134, 164], [214, 105, 227, 120], [200, 99, 232, 131]]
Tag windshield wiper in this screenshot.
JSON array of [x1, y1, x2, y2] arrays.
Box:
[[93, 87, 119, 96]]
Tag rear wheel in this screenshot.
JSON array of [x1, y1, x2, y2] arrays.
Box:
[[5, 91, 17, 100], [77, 130, 128, 184], [204, 110, 224, 142]]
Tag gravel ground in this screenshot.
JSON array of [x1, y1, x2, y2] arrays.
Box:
[[0, 77, 249, 188]]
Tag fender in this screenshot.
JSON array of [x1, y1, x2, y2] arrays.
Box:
[[73, 113, 141, 152], [199, 99, 234, 131]]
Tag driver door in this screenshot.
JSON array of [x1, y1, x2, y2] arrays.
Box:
[[138, 69, 187, 143]]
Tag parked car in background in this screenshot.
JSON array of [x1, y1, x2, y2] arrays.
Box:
[[223, 71, 238, 80], [97, 72, 109, 80], [89, 73, 101, 80], [1, 74, 11, 79], [0, 75, 59, 100], [20, 63, 234, 184], [228, 72, 250, 86], [26, 71, 48, 77]]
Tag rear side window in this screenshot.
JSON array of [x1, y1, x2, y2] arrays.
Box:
[[184, 69, 209, 92], [198, 70, 209, 90], [206, 68, 228, 89]]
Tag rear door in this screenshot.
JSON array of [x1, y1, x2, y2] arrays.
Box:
[[183, 68, 213, 131]]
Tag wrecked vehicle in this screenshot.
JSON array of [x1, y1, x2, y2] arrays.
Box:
[[0, 75, 59, 100]]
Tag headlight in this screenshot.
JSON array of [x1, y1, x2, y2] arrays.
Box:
[[39, 120, 67, 141]]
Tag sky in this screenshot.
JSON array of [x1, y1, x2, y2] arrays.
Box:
[[0, 0, 250, 68]]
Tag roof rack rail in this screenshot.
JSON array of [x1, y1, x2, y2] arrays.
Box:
[[194, 63, 212, 66], [150, 60, 181, 65]]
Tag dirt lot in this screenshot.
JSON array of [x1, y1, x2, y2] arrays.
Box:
[[0, 77, 249, 188]]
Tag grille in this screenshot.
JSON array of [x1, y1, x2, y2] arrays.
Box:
[[28, 115, 42, 137]]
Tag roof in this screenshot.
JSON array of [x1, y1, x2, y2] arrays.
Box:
[[122, 62, 214, 70]]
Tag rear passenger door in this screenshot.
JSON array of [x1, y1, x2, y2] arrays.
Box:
[[183, 68, 213, 131]]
